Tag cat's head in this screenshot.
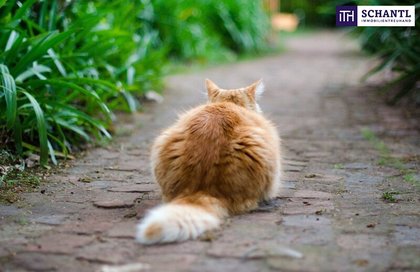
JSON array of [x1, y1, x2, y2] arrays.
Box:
[[205, 79, 264, 112]]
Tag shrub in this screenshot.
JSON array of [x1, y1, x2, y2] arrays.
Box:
[[0, 0, 270, 167], [150, 0, 270, 61], [0, 0, 165, 166], [355, 1, 420, 104]]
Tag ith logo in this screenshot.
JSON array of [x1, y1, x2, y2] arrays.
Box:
[[336, 6, 358, 26]]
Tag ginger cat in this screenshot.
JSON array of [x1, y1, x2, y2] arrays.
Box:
[[136, 79, 281, 244]]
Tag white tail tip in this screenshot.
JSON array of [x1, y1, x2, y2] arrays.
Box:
[[136, 203, 220, 245]]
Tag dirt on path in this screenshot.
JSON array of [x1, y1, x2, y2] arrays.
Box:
[[1, 31, 419, 272]]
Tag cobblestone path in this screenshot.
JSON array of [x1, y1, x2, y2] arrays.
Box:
[[1, 31, 419, 272]]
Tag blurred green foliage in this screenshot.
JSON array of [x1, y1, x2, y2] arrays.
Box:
[[151, 0, 270, 60], [0, 0, 270, 166], [280, 0, 337, 27], [354, 1, 420, 104], [282, 0, 419, 103]]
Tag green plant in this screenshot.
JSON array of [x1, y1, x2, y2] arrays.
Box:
[[310, 0, 419, 102], [0, 0, 165, 166], [0, 0, 271, 168], [382, 191, 399, 202], [281, 0, 338, 27], [334, 163, 344, 169], [354, 0, 420, 103], [361, 128, 405, 169], [403, 173, 420, 187], [361, 128, 420, 187], [150, 0, 270, 61]]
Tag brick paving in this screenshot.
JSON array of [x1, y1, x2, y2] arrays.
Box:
[[1, 31, 419, 272]]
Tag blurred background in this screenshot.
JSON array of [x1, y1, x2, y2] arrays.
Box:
[[0, 0, 418, 170]]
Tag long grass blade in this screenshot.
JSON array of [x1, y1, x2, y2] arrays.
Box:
[[21, 90, 49, 166], [29, 79, 112, 118], [13, 30, 75, 76], [0, 64, 17, 128]]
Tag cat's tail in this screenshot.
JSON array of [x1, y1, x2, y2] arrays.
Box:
[[135, 194, 227, 245]]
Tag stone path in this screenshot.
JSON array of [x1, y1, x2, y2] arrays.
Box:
[[1, 31, 419, 272]]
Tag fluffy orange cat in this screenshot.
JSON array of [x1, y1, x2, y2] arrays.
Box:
[[136, 79, 281, 244]]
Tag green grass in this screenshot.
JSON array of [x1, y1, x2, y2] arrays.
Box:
[[403, 173, 420, 187], [361, 128, 420, 188], [0, 1, 163, 167], [361, 128, 405, 169], [382, 191, 400, 203], [0, 150, 41, 203], [0, 0, 271, 169]]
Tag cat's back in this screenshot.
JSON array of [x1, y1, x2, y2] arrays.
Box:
[[182, 102, 246, 140], [173, 101, 278, 166], [179, 102, 271, 139]]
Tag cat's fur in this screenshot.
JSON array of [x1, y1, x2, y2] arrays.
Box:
[[136, 79, 281, 244]]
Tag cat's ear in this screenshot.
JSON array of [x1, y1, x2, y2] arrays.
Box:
[[246, 79, 264, 100], [205, 79, 220, 99]]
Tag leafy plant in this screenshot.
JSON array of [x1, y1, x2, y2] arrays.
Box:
[[150, 0, 269, 61], [0, 0, 165, 166], [0, 0, 271, 168], [382, 191, 399, 202], [355, 1, 420, 103]]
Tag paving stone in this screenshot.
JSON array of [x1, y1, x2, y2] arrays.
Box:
[[283, 165, 304, 172], [267, 245, 394, 272], [88, 180, 127, 190], [107, 184, 158, 193], [283, 159, 307, 167], [93, 199, 135, 209], [302, 174, 344, 183], [76, 239, 138, 264], [142, 240, 209, 255], [25, 233, 95, 254], [136, 254, 198, 271], [281, 180, 297, 189], [11, 252, 69, 271], [206, 241, 257, 258], [302, 151, 331, 159], [276, 188, 295, 198], [277, 225, 334, 246], [391, 247, 420, 270], [336, 234, 389, 250], [0, 237, 27, 258], [341, 162, 371, 169], [393, 226, 420, 246], [245, 242, 304, 259], [57, 220, 114, 235], [0, 223, 53, 240], [281, 172, 302, 182], [282, 199, 334, 215], [221, 212, 281, 241], [135, 199, 162, 219], [99, 263, 151, 272], [282, 215, 331, 227], [103, 166, 140, 172], [189, 257, 267, 272], [106, 221, 136, 239], [30, 214, 68, 225], [266, 246, 352, 272], [294, 190, 333, 199], [0, 205, 23, 217]]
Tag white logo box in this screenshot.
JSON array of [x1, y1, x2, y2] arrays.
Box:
[[358, 6, 415, 27]]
